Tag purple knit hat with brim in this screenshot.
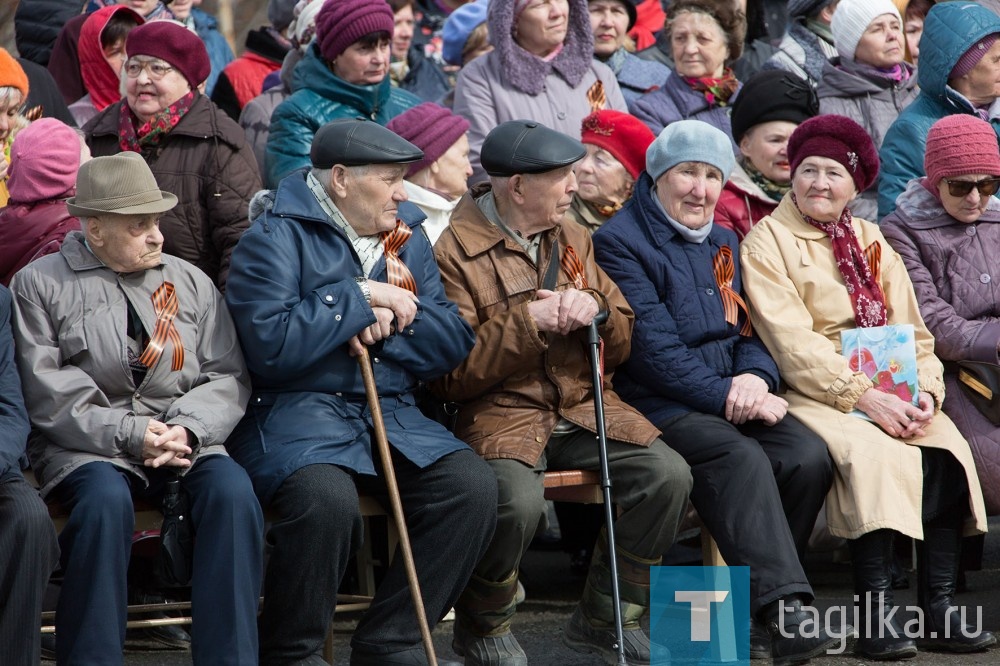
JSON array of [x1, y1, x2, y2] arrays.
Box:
[[126, 21, 211, 88], [316, 0, 395, 62], [950, 34, 1000, 80], [787, 114, 879, 192], [7, 118, 81, 203], [386, 103, 470, 177], [925, 114, 1000, 188]]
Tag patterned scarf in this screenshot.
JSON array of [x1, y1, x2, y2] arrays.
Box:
[[840, 56, 910, 85], [742, 158, 790, 203], [792, 193, 887, 328], [118, 91, 197, 154], [682, 67, 739, 107]]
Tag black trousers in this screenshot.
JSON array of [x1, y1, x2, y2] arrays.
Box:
[[259, 448, 497, 665], [0, 475, 58, 666], [658, 411, 834, 615]]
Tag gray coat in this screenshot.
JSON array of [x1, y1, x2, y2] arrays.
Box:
[[818, 58, 919, 221], [881, 179, 1000, 514], [11, 232, 250, 497]]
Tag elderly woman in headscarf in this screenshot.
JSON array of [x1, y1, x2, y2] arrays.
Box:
[[386, 102, 473, 245], [453, 0, 628, 183], [588, 0, 670, 110], [69, 4, 144, 127], [10, 151, 262, 665], [741, 114, 996, 658], [83, 20, 260, 290], [568, 109, 654, 232]]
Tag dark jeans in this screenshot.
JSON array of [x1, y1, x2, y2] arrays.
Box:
[[0, 475, 58, 666], [658, 411, 833, 615], [53, 457, 263, 666], [258, 448, 497, 665]]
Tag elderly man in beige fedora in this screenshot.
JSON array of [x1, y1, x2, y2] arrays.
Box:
[[9, 151, 264, 666]]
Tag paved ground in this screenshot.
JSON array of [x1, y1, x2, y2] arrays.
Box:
[[112, 518, 1000, 665]]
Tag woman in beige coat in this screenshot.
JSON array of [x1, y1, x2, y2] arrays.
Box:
[[740, 114, 993, 659]]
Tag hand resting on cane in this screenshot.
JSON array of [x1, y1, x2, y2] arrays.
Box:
[[348, 281, 420, 356], [527, 288, 600, 335]]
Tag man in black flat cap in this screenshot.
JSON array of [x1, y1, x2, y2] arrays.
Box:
[[431, 120, 693, 666], [224, 117, 497, 666]]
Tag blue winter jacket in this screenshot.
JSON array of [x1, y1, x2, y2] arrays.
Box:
[[878, 2, 1000, 220], [224, 172, 474, 505], [592, 174, 779, 427], [265, 43, 421, 187], [631, 71, 742, 152], [192, 8, 235, 98]]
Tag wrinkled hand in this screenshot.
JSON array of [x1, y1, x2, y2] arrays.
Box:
[[856, 388, 934, 439], [725, 373, 769, 424], [751, 393, 788, 426], [142, 420, 192, 468], [348, 306, 396, 356], [367, 280, 419, 330], [527, 288, 599, 335]]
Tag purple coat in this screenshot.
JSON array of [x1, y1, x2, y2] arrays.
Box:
[[630, 71, 741, 152], [882, 178, 1000, 514]]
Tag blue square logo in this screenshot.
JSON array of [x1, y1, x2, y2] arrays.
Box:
[[650, 566, 750, 665]]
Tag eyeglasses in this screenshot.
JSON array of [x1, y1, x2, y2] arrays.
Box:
[[944, 177, 1000, 198], [124, 60, 174, 80]]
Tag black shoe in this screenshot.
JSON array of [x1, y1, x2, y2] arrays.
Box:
[[750, 618, 770, 660], [762, 597, 841, 666], [350, 645, 462, 665], [126, 589, 191, 649], [850, 531, 918, 660], [917, 527, 996, 653]]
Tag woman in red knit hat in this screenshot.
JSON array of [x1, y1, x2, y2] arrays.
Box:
[[742, 113, 996, 659], [567, 109, 654, 232]]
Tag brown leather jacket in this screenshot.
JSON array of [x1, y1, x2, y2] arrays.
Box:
[[431, 184, 659, 465]]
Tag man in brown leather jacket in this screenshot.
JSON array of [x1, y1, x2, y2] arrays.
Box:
[[432, 120, 693, 666]]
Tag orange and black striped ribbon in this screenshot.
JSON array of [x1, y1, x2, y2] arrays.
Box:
[[864, 241, 882, 285], [586, 80, 607, 113], [380, 220, 418, 294], [561, 245, 589, 289], [138, 282, 184, 371], [712, 246, 753, 337]]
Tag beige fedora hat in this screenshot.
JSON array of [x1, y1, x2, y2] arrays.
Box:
[[67, 152, 178, 217]]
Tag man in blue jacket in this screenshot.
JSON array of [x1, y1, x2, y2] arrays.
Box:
[[0, 284, 58, 665], [225, 118, 496, 666]]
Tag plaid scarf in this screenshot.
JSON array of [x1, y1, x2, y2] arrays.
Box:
[[742, 158, 790, 202], [682, 67, 739, 107], [118, 91, 197, 154], [793, 193, 887, 328]]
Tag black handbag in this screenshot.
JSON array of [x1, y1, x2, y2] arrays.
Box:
[[957, 360, 1000, 426], [154, 477, 194, 588]]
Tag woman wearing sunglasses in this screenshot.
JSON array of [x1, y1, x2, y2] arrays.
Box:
[[882, 114, 1000, 520]]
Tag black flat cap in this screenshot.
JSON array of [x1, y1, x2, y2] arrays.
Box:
[[310, 118, 424, 168], [480, 120, 586, 177]]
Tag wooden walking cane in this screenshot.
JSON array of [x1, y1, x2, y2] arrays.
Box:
[[356, 345, 438, 666]]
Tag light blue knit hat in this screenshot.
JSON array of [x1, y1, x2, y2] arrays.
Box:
[[645, 120, 736, 182]]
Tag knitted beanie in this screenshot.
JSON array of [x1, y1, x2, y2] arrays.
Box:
[[291, 0, 325, 49], [730, 70, 818, 145], [315, 0, 394, 62], [787, 0, 837, 19], [269, 0, 298, 32], [442, 0, 489, 66], [386, 103, 471, 177], [924, 115, 1000, 188], [126, 21, 211, 88], [7, 118, 81, 203], [646, 120, 736, 182], [580, 110, 655, 180], [951, 34, 1000, 80], [0, 48, 29, 100], [787, 114, 879, 192], [831, 0, 901, 61]]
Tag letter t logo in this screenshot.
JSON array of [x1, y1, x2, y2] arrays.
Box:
[[675, 590, 730, 641]]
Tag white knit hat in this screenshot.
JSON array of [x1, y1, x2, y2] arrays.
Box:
[[831, 0, 902, 61]]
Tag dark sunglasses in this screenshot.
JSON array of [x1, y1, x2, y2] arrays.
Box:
[[944, 177, 1000, 198]]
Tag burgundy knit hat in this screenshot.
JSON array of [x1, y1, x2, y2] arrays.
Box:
[[126, 21, 211, 88], [316, 0, 395, 62], [579, 110, 655, 180], [7, 118, 81, 203], [787, 114, 879, 192], [950, 34, 1000, 80], [386, 103, 470, 177], [924, 114, 1000, 188]]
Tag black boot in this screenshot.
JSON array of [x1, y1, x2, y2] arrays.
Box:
[[761, 595, 840, 666], [917, 526, 996, 652], [849, 530, 917, 660]]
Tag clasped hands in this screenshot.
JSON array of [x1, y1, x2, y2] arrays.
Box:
[[348, 281, 420, 357], [527, 288, 600, 335], [142, 419, 192, 468], [856, 388, 935, 439], [726, 373, 787, 425]]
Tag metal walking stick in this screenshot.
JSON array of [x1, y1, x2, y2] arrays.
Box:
[[357, 345, 438, 666], [587, 310, 628, 665]]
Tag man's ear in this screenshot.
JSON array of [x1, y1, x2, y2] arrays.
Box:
[[330, 165, 350, 199], [85, 217, 104, 247], [508, 174, 525, 204]]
